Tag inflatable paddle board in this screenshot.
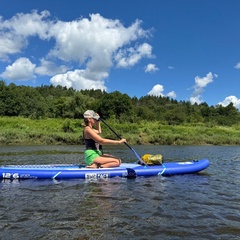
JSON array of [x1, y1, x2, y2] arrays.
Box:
[[0, 159, 209, 180]]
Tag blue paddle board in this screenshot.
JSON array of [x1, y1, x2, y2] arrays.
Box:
[[0, 159, 209, 180]]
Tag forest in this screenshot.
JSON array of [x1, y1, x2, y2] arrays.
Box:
[[0, 80, 239, 126], [0, 80, 240, 145]]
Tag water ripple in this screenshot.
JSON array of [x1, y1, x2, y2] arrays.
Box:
[[0, 145, 240, 239]]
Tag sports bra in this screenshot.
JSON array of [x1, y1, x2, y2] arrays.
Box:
[[84, 138, 97, 150]]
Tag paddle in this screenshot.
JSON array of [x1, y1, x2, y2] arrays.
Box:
[[99, 118, 146, 165]]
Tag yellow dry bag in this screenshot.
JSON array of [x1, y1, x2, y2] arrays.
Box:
[[141, 154, 163, 165]]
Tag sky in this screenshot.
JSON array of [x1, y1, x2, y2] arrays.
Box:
[[0, 0, 240, 109]]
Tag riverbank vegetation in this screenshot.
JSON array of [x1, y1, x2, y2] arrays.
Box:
[[0, 80, 240, 145], [1, 116, 240, 146]]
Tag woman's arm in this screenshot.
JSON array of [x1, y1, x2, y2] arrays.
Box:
[[85, 126, 126, 145], [94, 121, 101, 134]]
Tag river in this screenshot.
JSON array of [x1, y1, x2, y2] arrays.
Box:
[[0, 145, 239, 240]]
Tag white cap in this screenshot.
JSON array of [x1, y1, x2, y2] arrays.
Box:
[[83, 110, 100, 120]]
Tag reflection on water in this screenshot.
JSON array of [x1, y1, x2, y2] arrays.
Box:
[[0, 145, 240, 239]]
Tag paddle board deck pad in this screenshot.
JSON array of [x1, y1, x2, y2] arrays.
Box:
[[0, 159, 209, 180]]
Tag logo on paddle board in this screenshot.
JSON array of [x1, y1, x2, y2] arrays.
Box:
[[2, 173, 19, 179], [85, 173, 109, 179]]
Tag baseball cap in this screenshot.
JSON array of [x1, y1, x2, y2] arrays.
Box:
[[83, 110, 100, 120]]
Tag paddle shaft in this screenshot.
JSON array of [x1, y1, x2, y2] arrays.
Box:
[[99, 118, 145, 165]]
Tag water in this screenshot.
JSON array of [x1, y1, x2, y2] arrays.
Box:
[[0, 145, 239, 240]]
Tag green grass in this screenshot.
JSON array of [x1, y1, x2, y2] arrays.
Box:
[[0, 117, 83, 145], [1, 116, 240, 145]]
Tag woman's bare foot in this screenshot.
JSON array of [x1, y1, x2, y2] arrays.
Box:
[[86, 163, 98, 168]]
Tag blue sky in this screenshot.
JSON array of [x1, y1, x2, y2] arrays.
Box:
[[0, 0, 240, 109]]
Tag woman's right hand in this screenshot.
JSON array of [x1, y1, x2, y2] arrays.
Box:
[[119, 138, 126, 144]]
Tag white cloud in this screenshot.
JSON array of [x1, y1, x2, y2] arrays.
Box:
[[147, 84, 176, 99], [1, 57, 70, 81], [190, 72, 217, 104], [1, 10, 51, 38], [234, 62, 240, 69], [115, 43, 152, 68], [0, 11, 152, 90], [0, 57, 36, 80], [218, 96, 240, 109], [48, 14, 149, 64], [50, 69, 107, 91], [145, 63, 159, 73], [167, 91, 177, 99], [0, 34, 26, 61], [0, 10, 51, 61], [35, 59, 69, 76], [190, 96, 201, 105], [148, 84, 164, 96], [168, 66, 174, 70]]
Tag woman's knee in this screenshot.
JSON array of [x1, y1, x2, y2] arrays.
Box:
[[115, 158, 121, 166]]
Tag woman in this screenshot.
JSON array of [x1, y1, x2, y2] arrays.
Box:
[[83, 110, 126, 168]]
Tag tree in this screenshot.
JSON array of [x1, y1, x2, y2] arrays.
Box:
[[98, 91, 134, 120], [215, 103, 240, 126], [164, 106, 186, 125]]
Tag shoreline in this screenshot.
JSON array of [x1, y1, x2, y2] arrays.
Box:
[[1, 116, 240, 146]]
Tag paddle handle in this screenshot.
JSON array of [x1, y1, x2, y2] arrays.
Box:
[[100, 118, 129, 147]]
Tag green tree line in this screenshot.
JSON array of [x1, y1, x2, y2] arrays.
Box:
[[0, 80, 239, 127]]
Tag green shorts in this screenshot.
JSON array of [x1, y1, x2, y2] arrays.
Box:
[[84, 149, 103, 166]]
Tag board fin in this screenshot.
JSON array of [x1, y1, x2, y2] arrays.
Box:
[[126, 168, 136, 178]]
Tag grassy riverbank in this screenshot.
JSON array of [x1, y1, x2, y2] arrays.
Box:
[[0, 116, 240, 145]]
